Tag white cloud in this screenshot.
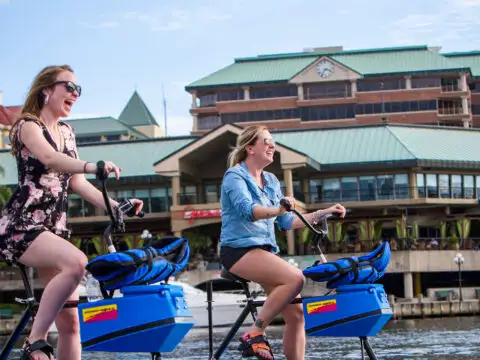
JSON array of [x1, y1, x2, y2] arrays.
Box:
[[122, 4, 235, 32], [389, 3, 480, 47], [79, 21, 119, 29]]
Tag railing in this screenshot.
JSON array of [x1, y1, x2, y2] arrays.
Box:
[[438, 106, 465, 115], [441, 83, 460, 92], [177, 192, 220, 205]]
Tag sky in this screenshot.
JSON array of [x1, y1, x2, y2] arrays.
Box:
[[1, 0, 480, 136]]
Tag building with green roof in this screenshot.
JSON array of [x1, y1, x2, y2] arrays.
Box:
[[65, 90, 165, 144], [185, 44, 480, 134]]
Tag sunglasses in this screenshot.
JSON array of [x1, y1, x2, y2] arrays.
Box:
[[263, 138, 275, 147], [52, 81, 82, 96]]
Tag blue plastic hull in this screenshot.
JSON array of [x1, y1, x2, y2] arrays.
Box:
[[303, 284, 392, 337], [78, 284, 194, 353]]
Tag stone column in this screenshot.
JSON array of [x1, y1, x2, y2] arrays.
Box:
[[192, 114, 198, 132], [243, 86, 250, 100], [405, 76, 412, 90], [459, 73, 468, 91], [404, 272, 414, 299], [191, 92, 197, 109], [350, 80, 357, 96], [297, 84, 304, 101], [462, 96, 469, 115], [287, 232, 295, 256], [171, 175, 180, 207], [283, 169, 293, 196]]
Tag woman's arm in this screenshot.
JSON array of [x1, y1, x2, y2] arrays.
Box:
[[70, 174, 119, 210], [289, 204, 346, 230], [19, 120, 94, 174]]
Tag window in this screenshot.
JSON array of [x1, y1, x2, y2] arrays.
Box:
[[376, 175, 394, 200], [357, 78, 405, 92], [221, 108, 299, 124], [67, 194, 83, 218], [394, 174, 409, 199], [135, 189, 150, 213], [301, 105, 355, 121], [411, 77, 441, 89], [417, 174, 425, 198], [426, 174, 438, 198], [358, 176, 376, 201], [451, 175, 463, 198], [438, 174, 450, 198], [309, 179, 322, 203], [464, 175, 474, 199], [250, 86, 297, 99], [198, 115, 222, 130], [341, 177, 358, 201], [204, 183, 220, 203], [217, 89, 244, 101], [198, 93, 216, 107], [322, 178, 341, 202], [304, 82, 352, 99], [151, 188, 170, 212], [355, 100, 437, 115]]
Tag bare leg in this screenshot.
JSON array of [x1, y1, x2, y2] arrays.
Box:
[[264, 285, 305, 360], [229, 249, 304, 359], [18, 231, 87, 360], [38, 269, 82, 360]]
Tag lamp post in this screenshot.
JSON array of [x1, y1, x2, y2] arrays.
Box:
[[453, 253, 464, 302]]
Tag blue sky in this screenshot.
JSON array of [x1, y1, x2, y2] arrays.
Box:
[[1, 0, 480, 135]]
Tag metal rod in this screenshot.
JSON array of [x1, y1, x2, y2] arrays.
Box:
[[207, 280, 214, 358]]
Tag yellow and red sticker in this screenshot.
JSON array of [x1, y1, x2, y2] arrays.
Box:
[[82, 304, 118, 323], [306, 299, 337, 315]]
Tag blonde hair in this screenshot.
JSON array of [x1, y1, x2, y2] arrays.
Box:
[[227, 125, 268, 168], [10, 65, 74, 155]]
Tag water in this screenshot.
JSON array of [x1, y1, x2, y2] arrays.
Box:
[[2, 317, 479, 359]]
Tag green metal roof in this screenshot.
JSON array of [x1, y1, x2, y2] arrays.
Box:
[[65, 117, 146, 139], [186, 45, 472, 89], [443, 51, 480, 78], [272, 124, 480, 169], [118, 91, 159, 127], [185, 57, 318, 90], [0, 137, 194, 185]]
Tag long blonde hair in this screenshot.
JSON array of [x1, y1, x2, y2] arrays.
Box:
[[9, 65, 74, 155], [227, 125, 268, 168]]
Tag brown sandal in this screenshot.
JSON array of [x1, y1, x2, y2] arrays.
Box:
[[238, 332, 274, 360], [20, 339, 54, 360]]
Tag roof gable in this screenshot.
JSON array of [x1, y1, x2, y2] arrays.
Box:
[[65, 116, 147, 139], [118, 91, 158, 127]]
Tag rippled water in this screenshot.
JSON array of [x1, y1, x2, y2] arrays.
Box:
[[2, 317, 479, 359]]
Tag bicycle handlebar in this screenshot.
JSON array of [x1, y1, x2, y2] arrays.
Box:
[[280, 198, 349, 263], [96, 161, 144, 253]]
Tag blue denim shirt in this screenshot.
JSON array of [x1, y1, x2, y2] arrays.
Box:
[[219, 162, 295, 253]]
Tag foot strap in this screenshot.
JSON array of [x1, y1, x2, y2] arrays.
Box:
[[238, 332, 274, 360], [20, 339, 54, 359]]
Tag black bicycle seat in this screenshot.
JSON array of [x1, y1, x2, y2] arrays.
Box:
[[220, 268, 250, 284]]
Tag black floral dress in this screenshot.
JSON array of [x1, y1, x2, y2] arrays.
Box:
[[0, 118, 78, 264]]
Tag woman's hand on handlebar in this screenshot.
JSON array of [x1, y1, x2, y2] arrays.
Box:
[[325, 203, 347, 218], [87, 160, 122, 180], [279, 196, 295, 215], [130, 198, 144, 215]]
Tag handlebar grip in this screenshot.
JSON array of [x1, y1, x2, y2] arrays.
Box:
[[280, 198, 292, 211], [95, 160, 108, 181]]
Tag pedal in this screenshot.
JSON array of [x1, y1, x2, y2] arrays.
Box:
[[15, 297, 36, 305]]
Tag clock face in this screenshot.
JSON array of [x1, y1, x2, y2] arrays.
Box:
[[316, 59, 335, 79]]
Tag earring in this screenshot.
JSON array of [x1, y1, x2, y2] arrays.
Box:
[[44, 94, 49, 105]]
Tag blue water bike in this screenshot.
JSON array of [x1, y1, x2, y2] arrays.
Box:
[[0, 165, 194, 360], [207, 199, 392, 360]]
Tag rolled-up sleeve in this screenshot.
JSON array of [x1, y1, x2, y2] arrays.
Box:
[[222, 172, 256, 222], [276, 212, 295, 231]]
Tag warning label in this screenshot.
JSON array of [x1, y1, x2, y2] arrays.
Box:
[[306, 299, 337, 315], [82, 304, 118, 323]]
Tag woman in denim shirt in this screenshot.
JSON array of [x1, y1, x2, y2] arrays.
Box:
[[219, 125, 346, 360]]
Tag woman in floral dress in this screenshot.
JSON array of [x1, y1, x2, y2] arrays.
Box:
[[0, 65, 143, 360]]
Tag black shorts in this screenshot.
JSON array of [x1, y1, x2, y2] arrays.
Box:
[[219, 244, 273, 271]]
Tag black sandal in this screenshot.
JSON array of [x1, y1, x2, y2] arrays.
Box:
[[20, 339, 54, 360], [238, 332, 274, 360]]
